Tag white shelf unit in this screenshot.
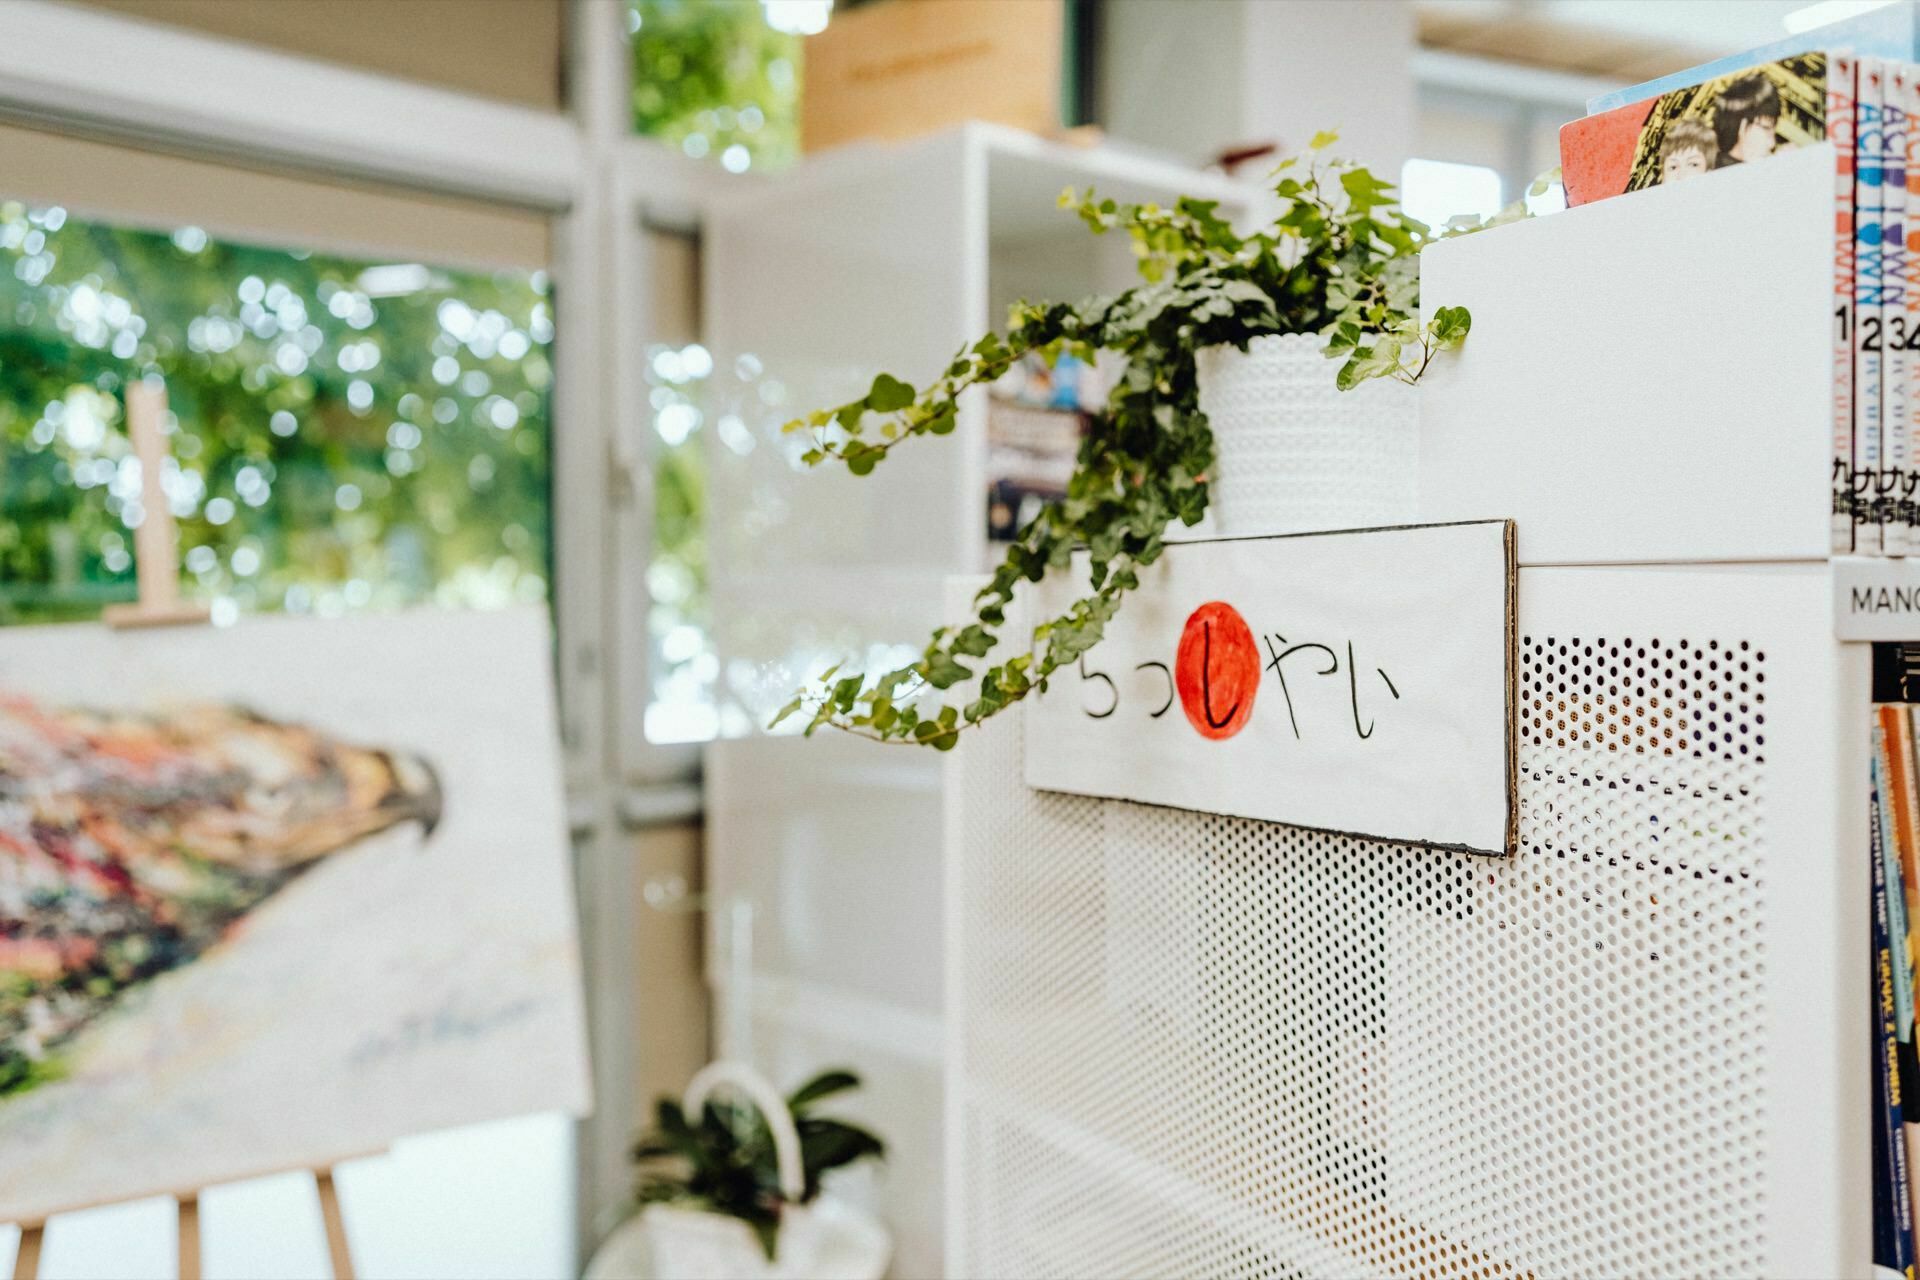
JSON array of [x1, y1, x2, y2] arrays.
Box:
[[701, 125, 1255, 1276], [946, 144, 1867, 1276]]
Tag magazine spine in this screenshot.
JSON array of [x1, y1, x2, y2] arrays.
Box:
[[1842, 53, 1863, 553], [1876, 753, 1915, 1278], [1888, 69, 1912, 556], [1907, 67, 1920, 552], [1864, 60, 1890, 554], [1879, 722, 1918, 1037], [1891, 703, 1920, 1247]]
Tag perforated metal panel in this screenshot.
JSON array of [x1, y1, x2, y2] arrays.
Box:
[[948, 569, 1812, 1279]]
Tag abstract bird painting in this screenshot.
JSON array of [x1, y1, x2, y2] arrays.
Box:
[[0, 697, 443, 1096], [0, 607, 588, 1225]]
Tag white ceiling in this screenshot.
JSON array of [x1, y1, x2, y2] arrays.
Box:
[[1417, 0, 1882, 81]]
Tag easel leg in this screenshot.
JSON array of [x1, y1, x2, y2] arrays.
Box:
[[315, 1169, 354, 1280], [177, 1194, 200, 1280], [10, 1224, 42, 1280]]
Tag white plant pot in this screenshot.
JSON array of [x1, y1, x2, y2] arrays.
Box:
[[585, 1199, 891, 1280], [1193, 333, 1417, 539]]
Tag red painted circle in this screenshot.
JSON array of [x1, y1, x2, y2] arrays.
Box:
[[1174, 601, 1259, 740]]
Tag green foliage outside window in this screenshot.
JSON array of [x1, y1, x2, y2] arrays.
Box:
[[630, 0, 801, 172], [0, 200, 552, 625], [643, 340, 716, 743]]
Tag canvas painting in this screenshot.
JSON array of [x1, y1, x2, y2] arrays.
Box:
[[0, 605, 590, 1223]]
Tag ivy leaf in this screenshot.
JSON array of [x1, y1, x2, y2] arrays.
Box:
[[951, 624, 995, 657], [866, 372, 915, 412], [1339, 167, 1395, 212], [1336, 342, 1400, 390], [1429, 304, 1472, 349], [924, 653, 972, 689], [831, 675, 864, 711]]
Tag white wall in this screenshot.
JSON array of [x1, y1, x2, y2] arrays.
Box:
[[1241, 0, 1415, 175], [1099, 0, 1415, 172], [1097, 0, 1249, 162]]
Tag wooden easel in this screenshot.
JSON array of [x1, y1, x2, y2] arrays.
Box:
[[10, 382, 366, 1279], [101, 380, 208, 630], [10, 1163, 360, 1280]]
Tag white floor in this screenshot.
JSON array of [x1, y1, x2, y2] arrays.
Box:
[[1, 1112, 576, 1280]]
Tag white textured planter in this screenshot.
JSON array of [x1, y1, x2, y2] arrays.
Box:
[[585, 1199, 891, 1280], [1194, 333, 1417, 538]]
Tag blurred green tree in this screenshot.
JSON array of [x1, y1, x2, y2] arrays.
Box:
[[0, 199, 552, 624], [630, 0, 800, 172]]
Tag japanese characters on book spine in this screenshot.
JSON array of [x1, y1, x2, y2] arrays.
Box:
[[1889, 69, 1913, 555], [1842, 54, 1863, 552], [1863, 60, 1890, 554]]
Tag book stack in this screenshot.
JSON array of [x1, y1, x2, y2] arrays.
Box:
[[1557, 14, 1920, 557], [985, 350, 1103, 544]]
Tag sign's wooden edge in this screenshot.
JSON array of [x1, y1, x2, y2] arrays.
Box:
[[1157, 516, 1513, 549], [1040, 517, 1523, 860], [1502, 517, 1519, 859], [1016, 779, 1514, 858]]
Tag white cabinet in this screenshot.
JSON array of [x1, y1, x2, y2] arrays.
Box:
[[701, 124, 1253, 1275], [948, 147, 1869, 1277]]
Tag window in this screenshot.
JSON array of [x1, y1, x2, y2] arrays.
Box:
[[642, 335, 718, 744], [629, 0, 817, 174], [0, 199, 553, 624], [1399, 158, 1504, 232]]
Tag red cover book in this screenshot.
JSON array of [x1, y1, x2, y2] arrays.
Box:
[[1560, 51, 1829, 207]]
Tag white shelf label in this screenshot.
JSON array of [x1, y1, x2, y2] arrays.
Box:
[[1024, 520, 1517, 857], [1835, 556, 1920, 640]]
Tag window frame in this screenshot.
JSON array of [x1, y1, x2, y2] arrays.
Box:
[[0, 0, 728, 1247], [0, 0, 721, 799]]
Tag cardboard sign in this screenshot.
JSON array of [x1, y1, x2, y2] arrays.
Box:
[[802, 0, 1064, 153], [1025, 521, 1518, 856]]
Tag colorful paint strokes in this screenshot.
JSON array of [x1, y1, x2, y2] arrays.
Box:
[[0, 697, 440, 1096], [0, 607, 587, 1226]]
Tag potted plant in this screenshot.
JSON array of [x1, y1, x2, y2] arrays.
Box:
[[587, 1061, 890, 1280], [770, 135, 1538, 750]]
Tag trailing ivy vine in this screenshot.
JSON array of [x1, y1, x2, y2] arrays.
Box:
[[772, 136, 1530, 749]]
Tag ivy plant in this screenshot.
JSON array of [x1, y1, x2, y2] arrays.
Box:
[[772, 136, 1529, 750]]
